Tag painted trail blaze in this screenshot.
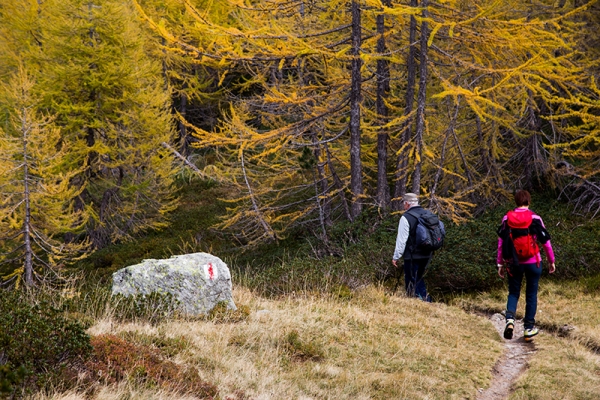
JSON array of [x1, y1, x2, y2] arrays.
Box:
[[202, 262, 218, 281]]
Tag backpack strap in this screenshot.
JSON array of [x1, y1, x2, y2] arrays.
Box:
[[403, 208, 426, 256], [504, 209, 543, 268]]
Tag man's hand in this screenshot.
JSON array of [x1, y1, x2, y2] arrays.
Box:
[[392, 259, 398, 267], [497, 264, 505, 278], [549, 262, 556, 274]]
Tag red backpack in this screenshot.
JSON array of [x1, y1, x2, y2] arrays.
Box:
[[506, 210, 540, 263]]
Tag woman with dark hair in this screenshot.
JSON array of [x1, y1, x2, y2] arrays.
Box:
[[497, 190, 556, 342]]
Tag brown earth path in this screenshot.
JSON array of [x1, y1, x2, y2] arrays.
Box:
[[476, 313, 537, 400]]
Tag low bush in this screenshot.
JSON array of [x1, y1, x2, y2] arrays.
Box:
[[72, 184, 600, 299], [84, 334, 218, 398], [0, 365, 27, 396], [233, 193, 600, 297], [0, 289, 92, 397], [427, 193, 600, 293], [427, 207, 503, 293]]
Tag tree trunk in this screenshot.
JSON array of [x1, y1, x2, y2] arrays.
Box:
[[412, 0, 430, 195], [524, 89, 547, 189], [349, 0, 363, 220], [430, 117, 451, 211], [21, 107, 33, 286], [375, 0, 391, 210], [179, 92, 189, 156], [313, 133, 332, 227], [393, 0, 418, 210]]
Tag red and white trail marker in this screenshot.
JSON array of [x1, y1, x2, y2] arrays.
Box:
[[204, 262, 218, 281]]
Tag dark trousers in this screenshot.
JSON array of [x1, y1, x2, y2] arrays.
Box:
[[506, 262, 542, 329], [403, 258, 431, 302]]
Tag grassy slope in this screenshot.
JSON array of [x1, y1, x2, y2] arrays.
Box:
[[40, 282, 600, 400], [56, 179, 600, 399], [82, 287, 504, 399]]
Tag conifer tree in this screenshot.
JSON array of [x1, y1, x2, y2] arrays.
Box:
[[375, 0, 392, 210], [0, 67, 90, 287], [134, 0, 374, 244], [35, 0, 179, 248], [136, 0, 600, 244]]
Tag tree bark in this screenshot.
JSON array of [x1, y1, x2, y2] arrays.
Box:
[[412, 0, 430, 195], [313, 133, 332, 227], [21, 107, 33, 286], [524, 89, 547, 189], [179, 92, 189, 156], [349, 0, 363, 220], [375, 0, 391, 210], [393, 0, 418, 210]]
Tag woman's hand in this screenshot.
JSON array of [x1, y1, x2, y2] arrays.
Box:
[[549, 262, 556, 274], [497, 264, 505, 278]]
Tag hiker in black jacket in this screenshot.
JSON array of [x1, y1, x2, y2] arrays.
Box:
[[392, 193, 433, 302]]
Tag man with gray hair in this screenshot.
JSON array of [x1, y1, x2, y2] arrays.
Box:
[[392, 193, 433, 301]]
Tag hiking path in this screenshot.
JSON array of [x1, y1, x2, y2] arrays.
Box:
[[476, 313, 536, 400]]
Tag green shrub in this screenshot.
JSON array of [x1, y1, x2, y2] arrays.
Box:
[[0, 365, 27, 396], [427, 208, 503, 293], [0, 290, 92, 396], [72, 186, 600, 299], [429, 193, 600, 292]]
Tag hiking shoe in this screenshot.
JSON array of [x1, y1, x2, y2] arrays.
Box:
[[503, 319, 515, 339], [524, 327, 539, 342]]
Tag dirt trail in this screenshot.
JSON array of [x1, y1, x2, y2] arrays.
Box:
[[476, 313, 537, 400]]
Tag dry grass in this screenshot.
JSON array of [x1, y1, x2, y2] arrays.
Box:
[[31, 385, 201, 400], [455, 280, 600, 399], [77, 286, 502, 399], [455, 280, 600, 348], [510, 333, 600, 400], [24, 277, 600, 399]]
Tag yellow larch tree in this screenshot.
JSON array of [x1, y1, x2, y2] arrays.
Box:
[[134, 0, 383, 244], [33, 0, 179, 248], [135, 0, 600, 245], [383, 0, 600, 218], [0, 67, 90, 287]]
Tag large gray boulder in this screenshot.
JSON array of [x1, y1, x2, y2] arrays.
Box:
[[112, 252, 236, 315]]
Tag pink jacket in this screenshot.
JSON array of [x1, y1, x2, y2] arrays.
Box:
[[497, 208, 555, 265]]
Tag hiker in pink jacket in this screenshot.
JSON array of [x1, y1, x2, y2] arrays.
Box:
[[496, 190, 556, 342]]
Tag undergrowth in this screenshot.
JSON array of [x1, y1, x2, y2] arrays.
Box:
[[231, 192, 600, 297], [82, 334, 218, 398], [0, 289, 93, 397], [69, 181, 600, 300]]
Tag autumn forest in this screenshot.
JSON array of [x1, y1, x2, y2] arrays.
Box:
[[1, 0, 599, 285]]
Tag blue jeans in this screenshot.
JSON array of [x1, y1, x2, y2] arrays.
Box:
[[403, 258, 431, 302], [506, 262, 542, 329]]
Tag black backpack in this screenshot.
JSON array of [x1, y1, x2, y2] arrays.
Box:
[[405, 209, 445, 252]]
